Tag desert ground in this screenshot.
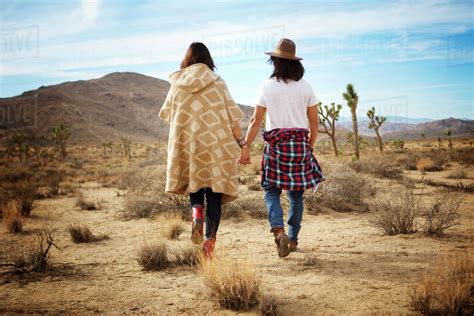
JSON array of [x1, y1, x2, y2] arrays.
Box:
[[0, 139, 473, 315]]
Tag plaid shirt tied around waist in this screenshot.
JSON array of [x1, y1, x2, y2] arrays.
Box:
[[261, 128, 325, 191]]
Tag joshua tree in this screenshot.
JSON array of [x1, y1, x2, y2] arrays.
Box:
[[346, 132, 368, 150], [393, 139, 405, 150], [101, 141, 113, 157], [367, 107, 386, 152], [420, 133, 425, 140], [121, 137, 132, 159], [318, 102, 342, 156], [7, 132, 29, 162], [437, 136, 442, 148], [343, 84, 360, 159], [52, 123, 71, 160], [445, 129, 453, 150]]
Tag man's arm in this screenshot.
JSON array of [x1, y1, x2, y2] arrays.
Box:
[[307, 105, 319, 148], [245, 106, 266, 146]]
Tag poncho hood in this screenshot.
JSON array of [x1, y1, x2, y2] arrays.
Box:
[[169, 63, 220, 94]]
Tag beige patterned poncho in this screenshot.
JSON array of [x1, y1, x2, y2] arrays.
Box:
[[159, 63, 243, 204]]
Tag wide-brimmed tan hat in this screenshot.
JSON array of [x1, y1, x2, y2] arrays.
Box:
[[265, 38, 302, 61]]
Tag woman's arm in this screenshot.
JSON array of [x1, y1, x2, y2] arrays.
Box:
[[245, 106, 266, 147], [307, 105, 319, 148]]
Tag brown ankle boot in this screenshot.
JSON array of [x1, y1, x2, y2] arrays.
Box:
[[273, 228, 290, 258], [289, 240, 298, 252]]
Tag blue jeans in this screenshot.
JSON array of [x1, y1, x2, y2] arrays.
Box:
[[263, 183, 304, 242], [189, 188, 222, 240]]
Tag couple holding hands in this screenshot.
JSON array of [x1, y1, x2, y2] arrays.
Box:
[[159, 38, 324, 259]]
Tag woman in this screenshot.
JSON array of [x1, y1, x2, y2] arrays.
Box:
[[159, 42, 249, 258], [241, 38, 325, 258]]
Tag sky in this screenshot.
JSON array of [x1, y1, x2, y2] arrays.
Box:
[[0, 0, 473, 120]]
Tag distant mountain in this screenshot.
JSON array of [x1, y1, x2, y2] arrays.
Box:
[[339, 116, 433, 124], [0, 73, 471, 145], [0, 72, 254, 145], [382, 118, 474, 140]]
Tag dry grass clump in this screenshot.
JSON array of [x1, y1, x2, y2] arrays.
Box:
[[447, 167, 467, 179], [200, 256, 261, 311], [450, 147, 474, 165], [136, 241, 170, 271], [222, 203, 243, 220], [165, 221, 185, 240], [411, 253, 473, 315], [122, 167, 189, 219], [259, 294, 279, 316], [171, 244, 201, 266], [302, 253, 319, 267], [67, 223, 108, 243], [0, 167, 39, 217], [222, 197, 267, 219], [350, 156, 402, 179], [75, 196, 97, 210], [369, 188, 419, 235], [416, 157, 437, 172], [5, 228, 58, 274], [3, 207, 23, 234], [421, 193, 463, 236], [311, 163, 372, 212], [396, 152, 418, 170]]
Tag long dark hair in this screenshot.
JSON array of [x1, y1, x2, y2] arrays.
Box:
[[180, 42, 216, 71], [268, 56, 304, 83]]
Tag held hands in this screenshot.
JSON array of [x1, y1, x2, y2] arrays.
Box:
[[238, 146, 251, 166]]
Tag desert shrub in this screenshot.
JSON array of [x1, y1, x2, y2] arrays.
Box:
[[223, 197, 267, 219], [416, 157, 440, 172], [411, 253, 473, 315], [123, 167, 189, 219], [249, 207, 267, 219], [421, 193, 463, 236], [3, 207, 23, 234], [247, 182, 262, 191], [200, 257, 260, 311], [136, 241, 170, 270], [222, 203, 243, 220], [8, 228, 58, 273], [369, 188, 419, 235], [396, 152, 418, 170], [11, 180, 39, 217], [75, 196, 97, 210], [350, 156, 402, 179], [447, 168, 467, 179], [67, 223, 108, 243], [171, 244, 201, 266], [305, 193, 321, 215], [165, 221, 185, 240], [310, 163, 372, 212], [238, 176, 254, 185], [43, 169, 65, 197], [450, 147, 474, 165], [259, 294, 279, 316]]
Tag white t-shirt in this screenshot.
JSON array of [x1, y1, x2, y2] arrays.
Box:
[[254, 78, 319, 131]]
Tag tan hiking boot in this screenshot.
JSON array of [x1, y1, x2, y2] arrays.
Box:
[[273, 228, 290, 258]]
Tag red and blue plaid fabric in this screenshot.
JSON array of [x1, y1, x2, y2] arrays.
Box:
[[261, 128, 325, 191]]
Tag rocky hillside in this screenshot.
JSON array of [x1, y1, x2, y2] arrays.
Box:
[[0, 72, 253, 145]]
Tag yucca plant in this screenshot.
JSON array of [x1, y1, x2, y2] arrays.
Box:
[[367, 106, 387, 152]]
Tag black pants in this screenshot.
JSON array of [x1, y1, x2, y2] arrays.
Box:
[[189, 188, 222, 239]]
